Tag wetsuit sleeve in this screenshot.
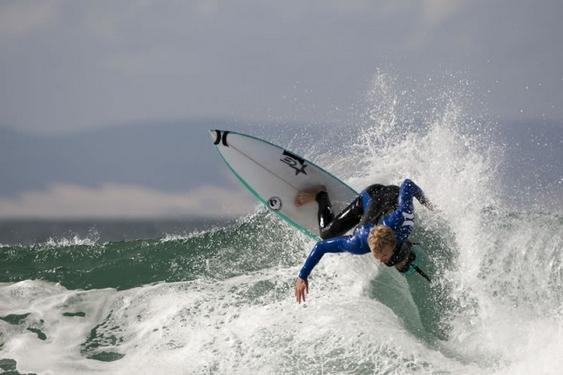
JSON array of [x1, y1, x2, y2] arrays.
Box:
[[397, 179, 426, 212], [382, 179, 426, 242], [298, 234, 367, 279]]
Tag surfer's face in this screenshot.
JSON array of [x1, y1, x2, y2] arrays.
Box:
[[373, 244, 394, 264], [368, 225, 396, 264]]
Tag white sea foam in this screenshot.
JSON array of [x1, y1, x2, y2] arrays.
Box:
[[0, 272, 477, 375], [42, 235, 100, 248]]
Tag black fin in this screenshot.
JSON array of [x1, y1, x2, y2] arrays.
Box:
[[413, 266, 432, 283]]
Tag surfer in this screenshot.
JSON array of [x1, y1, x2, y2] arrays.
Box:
[[294, 179, 433, 303]]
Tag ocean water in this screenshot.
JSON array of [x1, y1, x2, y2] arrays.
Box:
[[1, 75, 562, 374]]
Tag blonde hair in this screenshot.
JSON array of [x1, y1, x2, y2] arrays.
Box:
[[368, 225, 396, 257]]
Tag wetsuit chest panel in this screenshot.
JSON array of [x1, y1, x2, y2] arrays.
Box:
[[358, 185, 399, 226]]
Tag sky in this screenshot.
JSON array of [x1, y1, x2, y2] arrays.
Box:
[[0, 0, 562, 218]]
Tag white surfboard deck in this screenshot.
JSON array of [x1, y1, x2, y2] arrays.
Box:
[[209, 130, 358, 239]]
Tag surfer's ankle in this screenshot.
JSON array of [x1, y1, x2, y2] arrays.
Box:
[[314, 190, 329, 203]]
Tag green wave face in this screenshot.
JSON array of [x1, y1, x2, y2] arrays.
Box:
[[0, 212, 309, 291]]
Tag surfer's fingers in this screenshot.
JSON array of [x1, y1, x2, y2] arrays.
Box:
[[297, 289, 304, 304], [423, 200, 436, 211], [295, 280, 302, 303]]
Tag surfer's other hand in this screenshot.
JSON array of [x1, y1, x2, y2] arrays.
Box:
[[423, 200, 435, 211], [295, 277, 309, 304]]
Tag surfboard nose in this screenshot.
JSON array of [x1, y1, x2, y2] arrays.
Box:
[[210, 129, 230, 146]]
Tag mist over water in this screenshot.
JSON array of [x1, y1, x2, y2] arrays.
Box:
[[1, 73, 562, 374]]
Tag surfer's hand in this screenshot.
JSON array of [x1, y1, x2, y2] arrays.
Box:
[[295, 277, 309, 304], [423, 200, 435, 211]]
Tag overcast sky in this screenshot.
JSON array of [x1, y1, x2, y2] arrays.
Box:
[[1, 0, 562, 134], [1, 0, 562, 219]]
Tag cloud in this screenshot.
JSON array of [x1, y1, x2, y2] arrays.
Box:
[[421, 0, 465, 27], [0, 183, 255, 218], [0, 0, 60, 37], [330, 0, 465, 24]]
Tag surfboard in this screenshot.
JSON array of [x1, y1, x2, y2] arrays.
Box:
[[209, 130, 358, 239]]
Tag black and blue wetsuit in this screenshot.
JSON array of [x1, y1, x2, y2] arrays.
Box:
[[298, 179, 428, 280]]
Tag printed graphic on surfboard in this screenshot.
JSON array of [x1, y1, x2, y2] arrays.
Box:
[[209, 129, 358, 239]]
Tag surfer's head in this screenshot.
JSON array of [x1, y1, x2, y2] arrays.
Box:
[[368, 225, 396, 263]]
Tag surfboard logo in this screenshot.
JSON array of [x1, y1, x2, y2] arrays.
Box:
[[280, 150, 307, 176], [267, 196, 283, 210], [212, 130, 230, 147]]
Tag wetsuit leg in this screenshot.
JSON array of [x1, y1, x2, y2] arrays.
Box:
[[315, 192, 363, 239], [315, 192, 334, 231]]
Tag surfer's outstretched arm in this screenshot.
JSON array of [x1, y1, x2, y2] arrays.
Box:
[[295, 234, 368, 303], [298, 235, 366, 280]]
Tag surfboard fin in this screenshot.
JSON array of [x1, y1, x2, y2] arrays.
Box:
[[413, 265, 432, 283]]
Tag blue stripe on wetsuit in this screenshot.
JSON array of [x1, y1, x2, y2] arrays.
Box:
[[298, 179, 426, 280]]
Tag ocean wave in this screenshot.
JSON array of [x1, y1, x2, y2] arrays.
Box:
[[1, 72, 562, 374]]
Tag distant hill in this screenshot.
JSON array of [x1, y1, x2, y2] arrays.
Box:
[[0, 118, 561, 209], [1, 120, 223, 196]]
